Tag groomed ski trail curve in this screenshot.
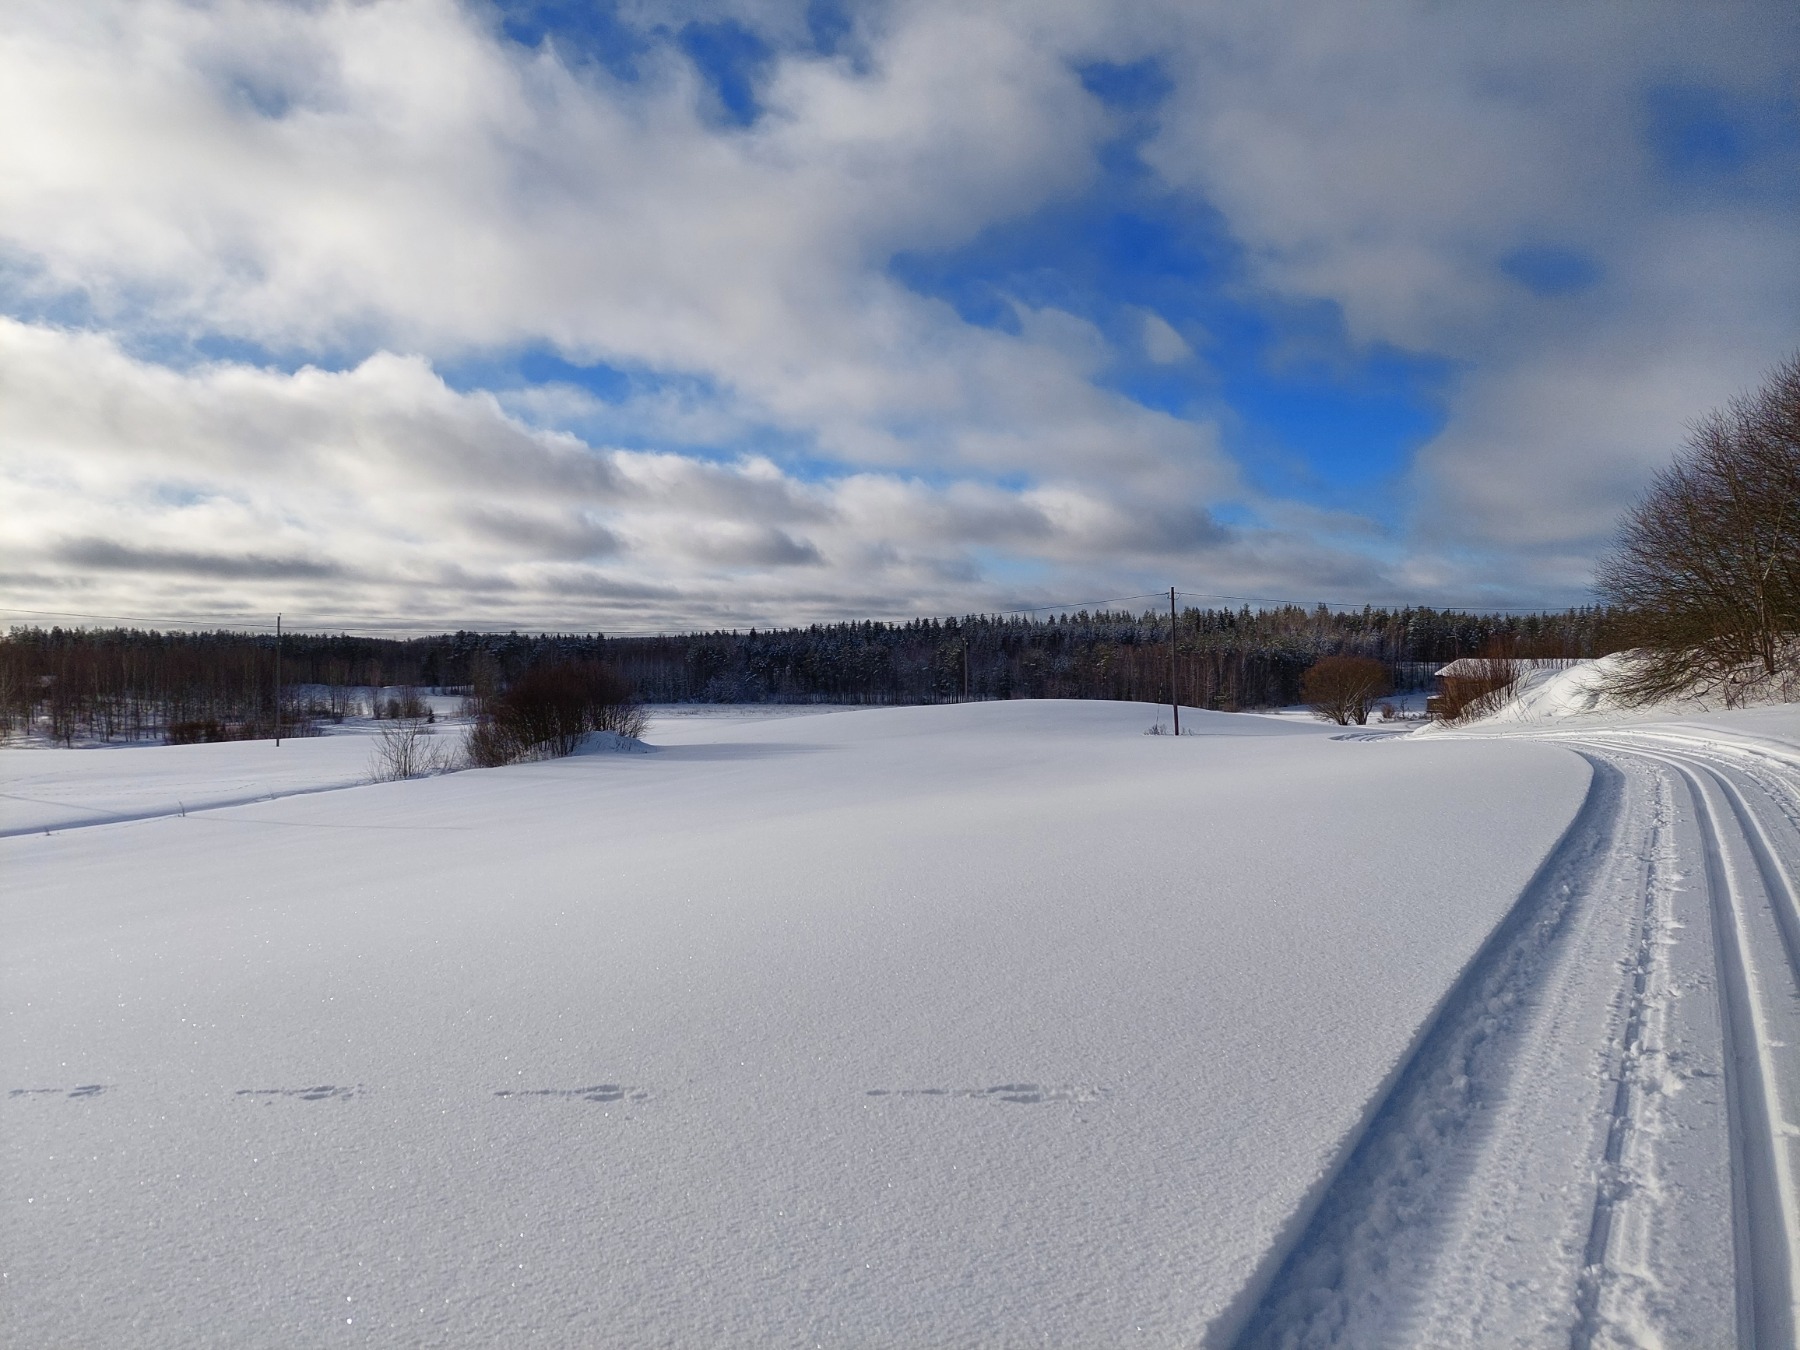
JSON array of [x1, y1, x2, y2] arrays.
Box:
[[1576, 730, 1800, 1347], [1227, 724, 1800, 1349]]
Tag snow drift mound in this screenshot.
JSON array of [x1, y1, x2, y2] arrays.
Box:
[[1431, 651, 1800, 732], [1465, 658, 1621, 725], [569, 729, 650, 755]]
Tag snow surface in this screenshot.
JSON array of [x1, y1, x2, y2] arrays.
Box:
[[3, 700, 1600, 1345], [0, 724, 405, 835], [1343, 687, 1800, 1348]]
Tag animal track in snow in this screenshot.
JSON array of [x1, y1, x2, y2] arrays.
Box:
[[493, 1084, 650, 1104], [865, 1083, 1109, 1105], [8, 1084, 109, 1099], [235, 1084, 362, 1103]]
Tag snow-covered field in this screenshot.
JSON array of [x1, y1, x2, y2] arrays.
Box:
[[2, 725, 390, 835], [4, 697, 1797, 1346]]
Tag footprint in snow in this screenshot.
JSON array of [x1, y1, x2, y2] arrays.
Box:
[[865, 1083, 1109, 1105], [8, 1084, 110, 1100], [494, 1084, 651, 1104], [235, 1085, 362, 1103]]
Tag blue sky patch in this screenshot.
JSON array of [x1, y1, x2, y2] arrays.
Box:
[[678, 20, 773, 126], [491, 0, 649, 81], [1649, 85, 1756, 175], [804, 0, 855, 58], [1646, 82, 1800, 197], [888, 141, 1450, 516], [1500, 245, 1603, 296], [1077, 59, 1173, 114]]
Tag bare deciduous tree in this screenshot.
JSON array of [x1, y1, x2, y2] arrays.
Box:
[[1598, 353, 1800, 704], [1302, 655, 1392, 725]]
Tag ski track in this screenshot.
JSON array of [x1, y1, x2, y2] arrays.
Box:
[[1230, 725, 1800, 1349], [0, 778, 374, 837], [1582, 733, 1800, 1347]]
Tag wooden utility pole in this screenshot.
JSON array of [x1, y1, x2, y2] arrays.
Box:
[[962, 639, 969, 701], [1169, 587, 1180, 736], [274, 613, 282, 747]]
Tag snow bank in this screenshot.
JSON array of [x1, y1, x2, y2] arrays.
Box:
[[1458, 657, 1620, 725], [2, 699, 1590, 1347], [1431, 655, 1800, 735]]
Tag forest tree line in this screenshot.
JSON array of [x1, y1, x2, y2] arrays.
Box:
[[0, 604, 1618, 744]]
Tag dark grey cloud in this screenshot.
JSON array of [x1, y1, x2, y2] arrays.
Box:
[[537, 573, 690, 601], [1132, 505, 1229, 553], [680, 527, 823, 568], [57, 538, 345, 581], [462, 507, 621, 561]]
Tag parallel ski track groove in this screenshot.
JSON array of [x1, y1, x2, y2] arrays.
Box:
[[1577, 735, 1800, 1347], [1232, 728, 1800, 1347], [1594, 728, 1800, 840], [1227, 752, 1628, 1348], [1568, 760, 1669, 1350]]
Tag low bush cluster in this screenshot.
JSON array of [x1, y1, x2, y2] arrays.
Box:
[[164, 717, 320, 744], [368, 717, 459, 781], [465, 660, 647, 767], [375, 688, 432, 720], [1435, 658, 1523, 723]]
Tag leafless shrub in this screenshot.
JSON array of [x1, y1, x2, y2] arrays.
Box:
[[164, 716, 321, 744], [167, 719, 228, 745], [1302, 655, 1392, 725], [1438, 657, 1522, 723], [462, 659, 644, 767], [1598, 352, 1800, 705], [370, 716, 459, 781], [464, 714, 523, 768], [593, 697, 649, 740], [376, 686, 432, 720]]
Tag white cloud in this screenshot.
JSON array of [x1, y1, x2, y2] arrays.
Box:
[[1140, 310, 1192, 364], [0, 0, 1794, 624], [1137, 0, 1800, 565], [1143, 2, 1794, 348], [0, 319, 1314, 628], [0, 0, 1134, 473]]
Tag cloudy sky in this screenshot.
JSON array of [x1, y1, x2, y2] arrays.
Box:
[[2, 0, 1796, 632]]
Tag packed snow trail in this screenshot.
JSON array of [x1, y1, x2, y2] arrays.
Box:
[[1574, 730, 1800, 1346], [1234, 721, 1800, 1349]]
